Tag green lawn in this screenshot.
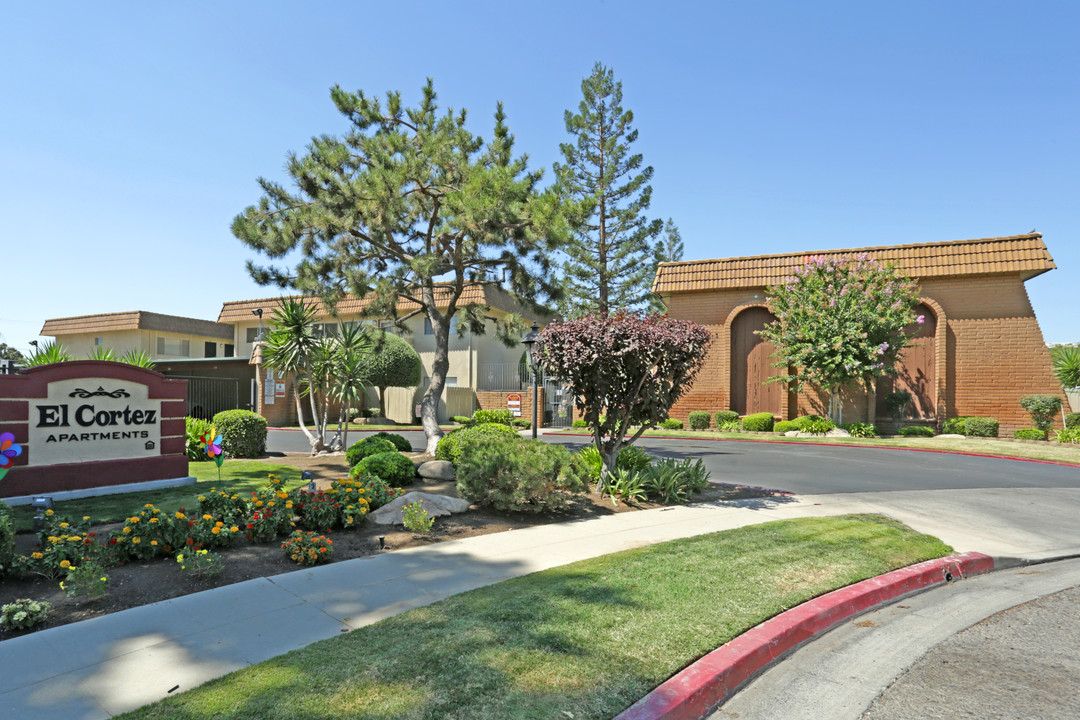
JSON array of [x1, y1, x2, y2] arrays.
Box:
[[9, 461, 326, 533], [117, 514, 950, 720], [564, 428, 1080, 465]]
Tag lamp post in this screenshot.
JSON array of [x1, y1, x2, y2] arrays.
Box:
[[520, 322, 541, 440], [251, 308, 263, 340]]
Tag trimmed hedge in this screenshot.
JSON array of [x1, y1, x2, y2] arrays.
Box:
[[688, 411, 711, 430], [211, 409, 267, 458], [941, 416, 999, 437], [370, 431, 412, 452], [435, 422, 521, 465], [355, 451, 416, 486], [1066, 413, 1080, 429], [660, 418, 683, 430], [1013, 428, 1047, 441], [571, 419, 587, 428], [899, 425, 935, 437], [741, 412, 775, 432], [774, 420, 797, 433], [714, 410, 739, 426], [472, 409, 514, 425], [346, 437, 397, 467]]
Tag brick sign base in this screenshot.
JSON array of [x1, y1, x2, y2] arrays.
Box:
[[0, 361, 189, 498]]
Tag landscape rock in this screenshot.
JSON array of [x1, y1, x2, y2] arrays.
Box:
[[369, 491, 472, 525], [826, 428, 851, 437], [418, 460, 455, 480], [934, 433, 966, 439], [785, 430, 800, 437]]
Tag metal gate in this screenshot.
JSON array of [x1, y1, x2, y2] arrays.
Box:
[[543, 377, 574, 428], [173, 376, 242, 419]]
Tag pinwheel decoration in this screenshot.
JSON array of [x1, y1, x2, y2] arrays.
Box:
[[0, 432, 23, 482], [200, 429, 225, 481]]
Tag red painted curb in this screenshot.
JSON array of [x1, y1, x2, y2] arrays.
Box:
[[555, 432, 1080, 469], [614, 551, 994, 720]]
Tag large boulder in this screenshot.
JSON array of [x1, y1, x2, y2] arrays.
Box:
[[369, 491, 471, 525], [418, 460, 455, 481]]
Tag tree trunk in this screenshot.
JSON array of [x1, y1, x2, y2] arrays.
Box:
[[294, 387, 323, 455], [379, 386, 387, 417], [306, 385, 325, 455], [597, 444, 619, 495], [422, 309, 449, 455]]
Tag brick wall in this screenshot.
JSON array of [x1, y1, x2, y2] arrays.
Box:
[[666, 273, 1064, 436], [475, 388, 545, 427]]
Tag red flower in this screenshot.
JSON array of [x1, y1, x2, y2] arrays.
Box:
[[109, 538, 117, 545], [186, 538, 194, 545], [246, 523, 254, 529], [187, 520, 195, 527]]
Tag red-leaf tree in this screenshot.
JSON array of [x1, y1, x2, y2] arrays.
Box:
[[536, 312, 712, 490]]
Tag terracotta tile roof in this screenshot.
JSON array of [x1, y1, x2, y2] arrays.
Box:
[[653, 233, 1056, 294], [217, 284, 553, 323], [41, 311, 233, 339]]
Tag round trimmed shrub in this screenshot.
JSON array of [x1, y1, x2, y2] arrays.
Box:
[[211, 409, 267, 458], [435, 422, 521, 465], [571, 419, 587, 428], [714, 410, 739, 426], [355, 451, 416, 486], [941, 417, 966, 435], [660, 418, 683, 430], [1013, 428, 1047, 441], [472, 409, 513, 425], [741, 412, 775, 432], [346, 437, 397, 467], [370, 431, 412, 452], [963, 417, 999, 438], [899, 425, 935, 437], [774, 420, 797, 433], [688, 411, 711, 431]]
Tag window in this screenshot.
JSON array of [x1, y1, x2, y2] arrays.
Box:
[[445, 377, 458, 387], [94, 337, 103, 346], [204, 342, 217, 358], [156, 337, 190, 357], [224, 344, 234, 357], [246, 327, 260, 343], [316, 322, 338, 337], [424, 318, 434, 335]]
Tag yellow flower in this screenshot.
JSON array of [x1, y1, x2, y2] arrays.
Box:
[[202, 514, 212, 521], [83, 515, 91, 521], [99, 577, 106, 582], [255, 501, 263, 508], [230, 526, 239, 533], [31, 552, 43, 559], [69, 536, 82, 542], [130, 517, 140, 523], [277, 491, 287, 499], [211, 527, 221, 535], [45, 509, 54, 516], [285, 501, 293, 508], [60, 560, 71, 569], [176, 553, 185, 562], [215, 521, 224, 527], [150, 540, 158, 546], [132, 537, 141, 544], [122, 527, 132, 534], [149, 518, 159, 523], [198, 496, 206, 502], [59, 522, 70, 529], [47, 536, 58, 543], [175, 512, 186, 519], [144, 503, 154, 508]]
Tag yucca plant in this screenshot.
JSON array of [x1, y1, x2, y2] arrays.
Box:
[[24, 341, 72, 366], [120, 348, 157, 369], [1051, 345, 1080, 389], [85, 346, 119, 362]]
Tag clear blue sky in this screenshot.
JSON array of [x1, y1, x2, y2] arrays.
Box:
[[3, 1, 1077, 354]]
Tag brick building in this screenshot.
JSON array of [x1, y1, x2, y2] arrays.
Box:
[[654, 233, 1065, 436]]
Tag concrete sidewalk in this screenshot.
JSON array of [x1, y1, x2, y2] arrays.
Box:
[[1, 487, 1074, 719]]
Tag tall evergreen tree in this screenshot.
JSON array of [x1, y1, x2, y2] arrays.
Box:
[[649, 218, 684, 312], [554, 63, 663, 317], [233, 80, 567, 453]]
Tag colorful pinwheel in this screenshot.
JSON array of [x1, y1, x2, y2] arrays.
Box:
[[0, 431, 22, 482], [199, 429, 226, 480]]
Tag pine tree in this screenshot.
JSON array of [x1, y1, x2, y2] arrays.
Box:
[[554, 63, 662, 317], [649, 218, 684, 312], [234, 80, 567, 453]]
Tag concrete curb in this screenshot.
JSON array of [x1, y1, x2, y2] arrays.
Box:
[[614, 551, 995, 720]]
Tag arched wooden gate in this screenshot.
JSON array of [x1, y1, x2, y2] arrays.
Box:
[[730, 307, 784, 417]]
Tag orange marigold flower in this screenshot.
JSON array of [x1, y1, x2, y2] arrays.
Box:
[[211, 527, 221, 535], [60, 560, 71, 568], [132, 537, 142, 544], [202, 514, 213, 521]]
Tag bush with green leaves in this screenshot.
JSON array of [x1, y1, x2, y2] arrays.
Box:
[[963, 417, 999, 438], [714, 410, 739, 426], [716, 420, 739, 432], [452, 415, 471, 425], [688, 411, 711, 430], [472, 409, 513, 425], [512, 418, 531, 428], [456, 434, 588, 513], [640, 458, 710, 504], [0, 599, 50, 631], [841, 422, 878, 438], [60, 560, 109, 599], [345, 437, 397, 467], [355, 451, 415, 486], [368, 431, 411, 452], [1065, 413, 1080, 429], [660, 418, 683, 430], [571, 419, 587, 428], [773, 420, 797, 433], [576, 445, 652, 482], [1053, 426, 1080, 444], [435, 422, 521, 465], [402, 501, 435, 532], [941, 417, 966, 435], [0, 501, 15, 577], [800, 417, 836, 435], [211, 410, 267, 458], [1020, 394, 1063, 433], [792, 415, 823, 430], [604, 468, 648, 506], [738, 412, 773, 432], [1013, 428, 1047, 441], [185, 417, 214, 462], [899, 425, 935, 437], [345, 472, 406, 508]]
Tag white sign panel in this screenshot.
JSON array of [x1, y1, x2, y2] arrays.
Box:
[[28, 378, 162, 466]]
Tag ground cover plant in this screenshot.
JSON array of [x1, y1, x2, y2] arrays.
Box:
[[115, 515, 951, 720]]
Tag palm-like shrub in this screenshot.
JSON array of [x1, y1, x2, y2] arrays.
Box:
[[1051, 345, 1080, 388]]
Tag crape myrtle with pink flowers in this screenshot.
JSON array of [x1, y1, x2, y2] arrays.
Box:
[[758, 254, 924, 423]]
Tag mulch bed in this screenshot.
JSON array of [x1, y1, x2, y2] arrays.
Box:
[[0, 453, 774, 639]]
